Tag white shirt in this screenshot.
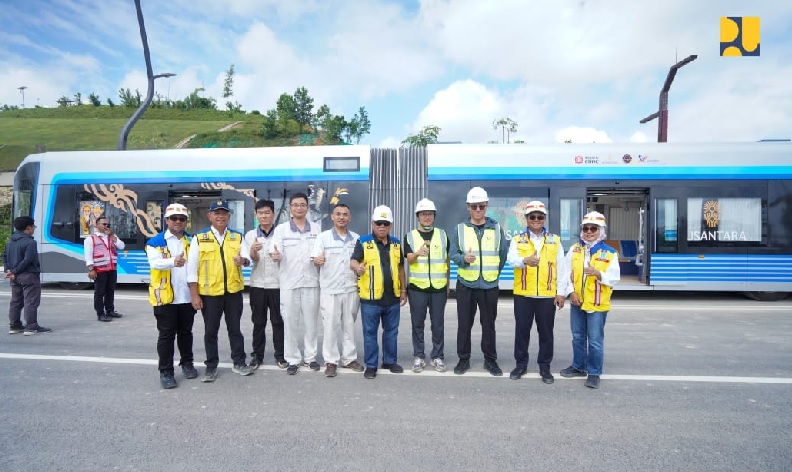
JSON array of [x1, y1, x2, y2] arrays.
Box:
[[270, 219, 320, 289], [84, 231, 125, 266], [507, 229, 569, 297], [243, 226, 279, 289], [186, 226, 250, 284], [146, 230, 191, 304], [310, 228, 359, 294]]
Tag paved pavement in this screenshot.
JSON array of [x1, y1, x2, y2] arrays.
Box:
[[1, 285, 790, 471]]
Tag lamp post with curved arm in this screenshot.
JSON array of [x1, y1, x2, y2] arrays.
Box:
[[639, 54, 697, 142], [117, 0, 176, 150]]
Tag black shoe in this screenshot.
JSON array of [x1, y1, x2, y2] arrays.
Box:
[[201, 368, 218, 383], [382, 363, 404, 374], [509, 366, 528, 380], [453, 359, 470, 375], [276, 358, 288, 369], [249, 355, 261, 371], [483, 360, 503, 376], [286, 364, 299, 375], [540, 370, 555, 384], [97, 315, 112, 322], [364, 367, 377, 379], [24, 326, 52, 336], [107, 311, 123, 318], [560, 366, 587, 378], [9, 323, 25, 334], [182, 364, 198, 379], [308, 361, 321, 371], [584, 375, 600, 389], [160, 372, 177, 389]]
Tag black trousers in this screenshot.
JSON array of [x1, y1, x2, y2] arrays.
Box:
[[93, 270, 117, 316], [408, 289, 447, 360], [201, 291, 246, 368], [249, 287, 284, 361], [513, 296, 556, 371], [154, 303, 197, 372], [456, 284, 499, 363]]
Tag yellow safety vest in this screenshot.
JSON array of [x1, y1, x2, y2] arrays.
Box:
[[513, 231, 561, 297], [147, 232, 191, 306], [456, 224, 501, 283], [570, 242, 616, 312], [195, 228, 244, 296], [357, 235, 401, 300], [406, 229, 448, 289]]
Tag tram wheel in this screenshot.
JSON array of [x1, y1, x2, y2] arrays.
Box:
[[744, 291, 789, 302], [59, 282, 92, 290]]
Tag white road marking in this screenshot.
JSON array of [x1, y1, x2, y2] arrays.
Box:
[[1, 353, 791, 384]]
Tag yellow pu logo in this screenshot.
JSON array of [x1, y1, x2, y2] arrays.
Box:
[[720, 16, 760, 56]]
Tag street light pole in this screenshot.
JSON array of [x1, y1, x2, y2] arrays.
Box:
[[639, 54, 697, 142], [18, 86, 27, 108], [117, 0, 176, 150]]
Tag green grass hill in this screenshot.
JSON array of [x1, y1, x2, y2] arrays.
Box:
[[0, 105, 334, 171]]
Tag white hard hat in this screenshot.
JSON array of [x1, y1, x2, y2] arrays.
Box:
[[415, 198, 437, 214], [466, 187, 489, 203], [581, 211, 606, 227], [164, 203, 189, 218], [371, 205, 394, 223], [524, 200, 547, 215]]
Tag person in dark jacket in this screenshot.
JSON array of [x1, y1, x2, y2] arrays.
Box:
[[3, 216, 50, 335]]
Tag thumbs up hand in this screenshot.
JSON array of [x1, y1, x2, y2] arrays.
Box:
[[464, 247, 476, 264], [233, 248, 246, 267], [271, 244, 282, 262], [417, 241, 429, 257], [173, 252, 186, 267], [355, 261, 367, 277], [583, 261, 600, 278], [524, 250, 540, 267]]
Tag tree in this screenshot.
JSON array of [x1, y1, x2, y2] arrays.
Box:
[[88, 93, 101, 107], [351, 106, 371, 144], [276, 93, 296, 121], [492, 117, 518, 143], [402, 125, 441, 147], [314, 104, 330, 131], [73, 92, 82, 106], [293, 87, 314, 133], [223, 64, 242, 112], [56, 96, 71, 107], [106, 98, 115, 107], [324, 115, 348, 143], [119, 88, 141, 107]]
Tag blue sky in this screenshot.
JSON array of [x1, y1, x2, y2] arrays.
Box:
[[1, 0, 790, 146]]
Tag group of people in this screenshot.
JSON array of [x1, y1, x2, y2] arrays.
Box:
[[146, 186, 620, 390], [3, 186, 620, 391]]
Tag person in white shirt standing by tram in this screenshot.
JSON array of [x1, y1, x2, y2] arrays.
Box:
[[310, 203, 365, 377], [270, 192, 321, 375]]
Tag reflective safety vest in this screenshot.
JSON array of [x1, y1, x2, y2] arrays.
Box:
[[357, 235, 401, 300], [147, 231, 191, 306], [91, 234, 118, 273], [195, 228, 244, 296], [456, 223, 501, 283], [513, 231, 561, 297], [406, 229, 448, 290], [570, 241, 617, 312]]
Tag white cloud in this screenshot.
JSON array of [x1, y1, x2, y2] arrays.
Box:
[[554, 126, 613, 143], [629, 131, 650, 143]]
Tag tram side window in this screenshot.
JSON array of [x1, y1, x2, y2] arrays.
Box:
[[559, 198, 582, 250], [656, 198, 678, 253], [686, 197, 765, 246]]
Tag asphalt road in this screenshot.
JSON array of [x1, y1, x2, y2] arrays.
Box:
[[1, 285, 790, 472]]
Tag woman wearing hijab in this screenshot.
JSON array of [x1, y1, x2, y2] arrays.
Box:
[[559, 211, 620, 389]]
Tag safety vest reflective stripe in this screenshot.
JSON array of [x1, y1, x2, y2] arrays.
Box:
[[570, 244, 614, 312], [92, 234, 117, 273], [512, 233, 560, 297]]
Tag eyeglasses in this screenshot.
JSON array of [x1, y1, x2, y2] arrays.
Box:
[[469, 204, 487, 211], [582, 225, 600, 233], [373, 221, 391, 227], [98, 223, 110, 227], [169, 216, 187, 222], [291, 203, 308, 208], [527, 214, 546, 221]]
